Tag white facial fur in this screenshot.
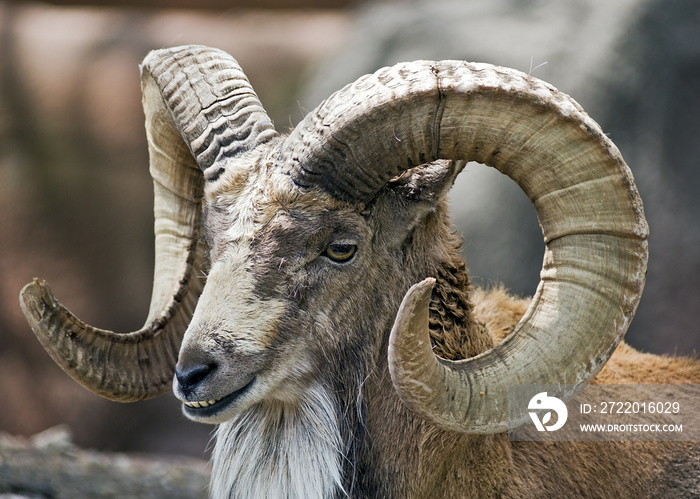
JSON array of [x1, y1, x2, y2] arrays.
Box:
[[210, 383, 345, 499], [174, 154, 323, 423]]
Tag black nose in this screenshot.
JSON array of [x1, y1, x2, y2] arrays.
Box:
[[175, 363, 216, 393]]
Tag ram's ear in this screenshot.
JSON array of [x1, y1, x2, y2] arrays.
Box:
[[391, 160, 466, 204], [370, 160, 466, 249]]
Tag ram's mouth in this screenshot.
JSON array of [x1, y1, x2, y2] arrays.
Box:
[[182, 377, 256, 419], [184, 397, 222, 409]]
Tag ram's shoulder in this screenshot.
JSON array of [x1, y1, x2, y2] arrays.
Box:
[[472, 287, 700, 384], [471, 285, 530, 344], [595, 342, 700, 384]]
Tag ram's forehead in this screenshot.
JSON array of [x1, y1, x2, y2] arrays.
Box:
[[204, 156, 363, 241]]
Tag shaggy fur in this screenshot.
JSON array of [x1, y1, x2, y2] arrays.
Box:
[[354, 277, 700, 498], [186, 160, 699, 498], [206, 211, 700, 497], [327, 187, 699, 497]]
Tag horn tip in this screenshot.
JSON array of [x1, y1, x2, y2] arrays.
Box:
[[19, 278, 55, 323], [389, 276, 437, 362], [414, 276, 436, 292], [403, 277, 436, 312]]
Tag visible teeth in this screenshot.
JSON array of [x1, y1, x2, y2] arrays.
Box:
[[185, 397, 222, 408]]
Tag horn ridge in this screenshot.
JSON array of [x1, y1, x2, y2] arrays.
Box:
[[142, 46, 277, 171]]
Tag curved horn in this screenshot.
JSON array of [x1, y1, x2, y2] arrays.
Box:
[[279, 61, 648, 432], [19, 46, 278, 402]]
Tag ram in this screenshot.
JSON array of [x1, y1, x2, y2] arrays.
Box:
[[20, 46, 699, 498]]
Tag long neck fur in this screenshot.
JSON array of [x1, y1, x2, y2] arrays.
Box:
[[351, 206, 510, 497]]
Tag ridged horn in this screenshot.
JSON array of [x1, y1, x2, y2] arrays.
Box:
[[19, 45, 278, 402], [279, 61, 648, 432]]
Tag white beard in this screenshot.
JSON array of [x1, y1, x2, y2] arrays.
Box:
[[210, 384, 346, 499]]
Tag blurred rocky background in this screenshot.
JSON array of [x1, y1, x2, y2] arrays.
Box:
[[1, 0, 698, 490]]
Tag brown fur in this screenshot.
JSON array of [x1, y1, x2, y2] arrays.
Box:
[[189, 156, 698, 497], [472, 285, 700, 385], [343, 183, 699, 497], [429, 250, 495, 360], [381, 282, 700, 498]]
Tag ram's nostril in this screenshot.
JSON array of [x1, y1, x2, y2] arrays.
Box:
[[175, 363, 217, 392]]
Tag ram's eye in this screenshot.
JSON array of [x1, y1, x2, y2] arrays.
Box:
[[324, 243, 357, 263]]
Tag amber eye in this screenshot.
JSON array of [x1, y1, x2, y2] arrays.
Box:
[[324, 243, 357, 263]]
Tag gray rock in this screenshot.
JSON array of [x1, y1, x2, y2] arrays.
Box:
[[0, 427, 210, 499]]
